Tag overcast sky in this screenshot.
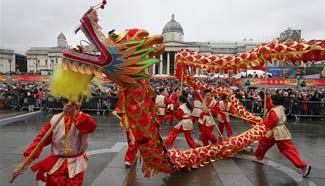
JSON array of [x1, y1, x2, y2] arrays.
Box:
[[0, 0, 324, 54]]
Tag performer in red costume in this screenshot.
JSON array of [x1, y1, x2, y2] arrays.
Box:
[[216, 94, 235, 137], [196, 89, 219, 146], [112, 88, 138, 168], [254, 94, 311, 177], [165, 95, 196, 149], [12, 98, 96, 186], [155, 87, 179, 125], [164, 88, 180, 125], [191, 98, 202, 124]]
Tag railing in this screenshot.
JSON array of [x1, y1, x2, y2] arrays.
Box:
[[289, 101, 325, 118], [239, 100, 291, 116], [1, 95, 325, 118], [0, 95, 119, 115]]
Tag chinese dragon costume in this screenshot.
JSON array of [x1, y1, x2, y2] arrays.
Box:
[[49, 1, 325, 177]]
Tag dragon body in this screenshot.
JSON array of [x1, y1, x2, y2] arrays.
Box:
[[50, 6, 325, 177]]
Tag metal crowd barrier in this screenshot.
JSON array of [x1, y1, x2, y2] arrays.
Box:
[[289, 101, 325, 118], [240, 100, 291, 116], [1, 95, 325, 118], [1, 95, 119, 115], [240, 100, 265, 116]]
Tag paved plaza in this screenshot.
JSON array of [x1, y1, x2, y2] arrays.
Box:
[[0, 110, 324, 186]]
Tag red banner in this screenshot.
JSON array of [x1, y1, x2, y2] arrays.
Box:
[[305, 79, 325, 86], [0, 75, 6, 81], [232, 79, 243, 85], [250, 78, 298, 86], [11, 75, 50, 82]]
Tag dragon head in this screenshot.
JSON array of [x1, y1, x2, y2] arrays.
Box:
[[50, 7, 164, 101]]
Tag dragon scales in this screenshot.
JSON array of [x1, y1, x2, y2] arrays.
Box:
[[49, 5, 325, 177]]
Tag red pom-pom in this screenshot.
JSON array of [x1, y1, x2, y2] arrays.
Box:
[[102, 0, 107, 5], [100, 5, 105, 9]]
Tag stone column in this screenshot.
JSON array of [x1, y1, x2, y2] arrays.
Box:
[[153, 64, 156, 74], [159, 54, 163, 74], [167, 52, 170, 75], [174, 52, 177, 75]]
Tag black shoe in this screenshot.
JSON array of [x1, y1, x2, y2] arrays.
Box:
[[125, 162, 132, 168], [301, 164, 311, 177]]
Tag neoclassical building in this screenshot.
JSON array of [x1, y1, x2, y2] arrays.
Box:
[[0, 48, 15, 74], [22, 16, 323, 75], [152, 15, 259, 76], [25, 33, 67, 73], [0, 49, 27, 74]]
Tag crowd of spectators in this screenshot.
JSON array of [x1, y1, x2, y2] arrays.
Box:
[[0, 82, 48, 111], [1, 79, 325, 119], [234, 87, 325, 119]]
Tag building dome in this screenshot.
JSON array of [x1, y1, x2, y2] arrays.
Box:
[[57, 32, 66, 40], [162, 14, 184, 34]]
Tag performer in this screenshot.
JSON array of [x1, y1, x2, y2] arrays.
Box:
[[12, 98, 96, 186], [165, 95, 196, 149], [254, 94, 311, 177], [155, 87, 179, 125], [196, 89, 219, 146], [191, 98, 202, 124], [112, 88, 138, 168], [216, 94, 235, 137], [164, 103, 176, 125]]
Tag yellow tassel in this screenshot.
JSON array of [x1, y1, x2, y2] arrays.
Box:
[[49, 63, 93, 101]]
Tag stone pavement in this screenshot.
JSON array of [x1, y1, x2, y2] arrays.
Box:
[[0, 112, 324, 186]]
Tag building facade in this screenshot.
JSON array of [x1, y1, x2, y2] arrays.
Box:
[[153, 15, 259, 76], [280, 27, 301, 42], [25, 33, 67, 73], [0, 48, 15, 74], [276, 27, 324, 73], [22, 15, 260, 76], [21, 18, 324, 76], [0, 48, 28, 74]]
